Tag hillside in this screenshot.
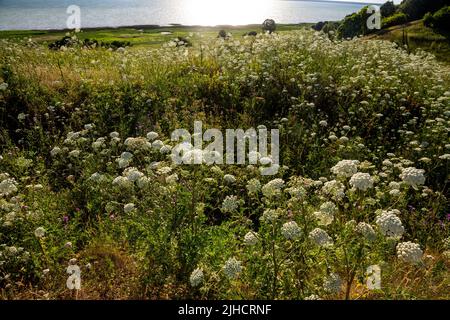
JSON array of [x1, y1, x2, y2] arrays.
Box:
[[365, 20, 450, 64]]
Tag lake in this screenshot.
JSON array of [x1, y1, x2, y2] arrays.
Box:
[[0, 0, 373, 30]]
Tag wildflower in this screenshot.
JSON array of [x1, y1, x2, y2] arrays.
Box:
[[375, 210, 404, 238], [323, 273, 342, 294], [124, 167, 144, 182], [223, 174, 236, 184], [124, 203, 135, 213], [397, 242, 423, 264], [0, 176, 18, 197], [260, 209, 280, 223], [281, 221, 302, 240], [189, 268, 204, 287], [399, 167, 425, 188], [223, 257, 242, 280], [261, 178, 285, 198], [355, 222, 376, 242], [34, 227, 46, 238], [321, 180, 345, 200], [0, 82, 8, 91], [246, 178, 261, 195], [331, 160, 359, 178], [349, 172, 374, 191], [146, 132, 159, 141], [64, 242, 72, 248], [112, 176, 132, 188], [244, 231, 259, 246], [309, 228, 333, 247], [166, 173, 179, 184], [304, 294, 322, 300], [221, 195, 239, 213]]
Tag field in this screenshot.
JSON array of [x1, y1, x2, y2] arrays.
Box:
[[0, 25, 449, 300]]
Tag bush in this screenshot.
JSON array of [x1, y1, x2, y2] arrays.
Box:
[[337, 6, 373, 39], [381, 1, 397, 18], [424, 6, 450, 32], [382, 12, 408, 28], [262, 19, 276, 34], [400, 0, 448, 21]]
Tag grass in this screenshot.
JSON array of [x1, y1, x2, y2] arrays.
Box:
[[366, 20, 450, 64]]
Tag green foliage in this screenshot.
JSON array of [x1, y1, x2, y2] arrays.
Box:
[[382, 12, 408, 28], [423, 6, 450, 32], [399, 0, 448, 21], [337, 6, 373, 39], [381, 1, 397, 18]]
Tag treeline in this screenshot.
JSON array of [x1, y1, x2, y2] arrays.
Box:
[[312, 0, 450, 39]]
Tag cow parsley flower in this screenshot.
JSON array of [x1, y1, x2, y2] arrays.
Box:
[[34, 227, 46, 238], [0, 176, 18, 197], [224, 174, 236, 184], [322, 180, 345, 200], [349, 173, 374, 191], [221, 195, 239, 213], [189, 268, 204, 287], [309, 228, 333, 247], [223, 257, 242, 280], [375, 210, 404, 238], [260, 209, 280, 223], [281, 221, 302, 240], [261, 178, 285, 198], [244, 231, 259, 246], [323, 273, 342, 294], [355, 222, 376, 242], [397, 241, 423, 264], [246, 178, 261, 195], [146, 132, 159, 141], [331, 160, 359, 178], [399, 167, 425, 188]]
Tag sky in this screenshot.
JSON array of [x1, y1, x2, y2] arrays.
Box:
[[332, 0, 402, 3]]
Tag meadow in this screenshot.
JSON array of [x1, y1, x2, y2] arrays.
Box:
[[0, 26, 449, 300]]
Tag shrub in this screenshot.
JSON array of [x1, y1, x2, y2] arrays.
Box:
[[262, 19, 276, 34], [337, 6, 373, 39], [382, 12, 408, 28], [400, 0, 448, 21], [424, 6, 450, 32], [381, 1, 397, 18]]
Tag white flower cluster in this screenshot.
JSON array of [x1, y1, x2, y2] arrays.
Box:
[[34, 227, 46, 238], [124, 137, 152, 151], [281, 221, 302, 240], [323, 273, 342, 294], [309, 228, 333, 247], [375, 210, 404, 238], [189, 268, 204, 287], [314, 201, 336, 226], [246, 178, 261, 195], [261, 178, 285, 198], [321, 180, 345, 200], [349, 172, 374, 191], [117, 151, 134, 168], [355, 222, 376, 242], [396, 241, 423, 264], [221, 195, 239, 213], [223, 257, 242, 280], [224, 174, 237, 184], [243, 231, 259, 246], [260, 208, 280, 223], [331, 160, 359, 178], [399, 167, 425, 188], [0, 173, 18, 197]]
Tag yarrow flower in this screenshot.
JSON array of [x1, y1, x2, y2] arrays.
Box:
[[0, 174, 18, 197], [322, 180, 345, 200], [221, 195, 239, 213], [375, 210, 404, 238], [355, 222, 376, 242], [34, 227, 46, 238], [246, 178, 261, 195], [223, 174, 236, 184], [323, 273, 342, 294], [309, 228, 333, 247], [261, 178, 285, 198], [243, 231, 259, 246], [349, 172, 374, 191], [281, 221, 302, 240], [396, 241, 423, 264], [189, 268, 204, 287], [331, 160, 359, 178], [223, 257, 242, 280], [399, 167, 425, 189], [260, 208, 280, 223]]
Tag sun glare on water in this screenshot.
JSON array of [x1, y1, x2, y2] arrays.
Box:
[[182, 0, 274, 26]]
